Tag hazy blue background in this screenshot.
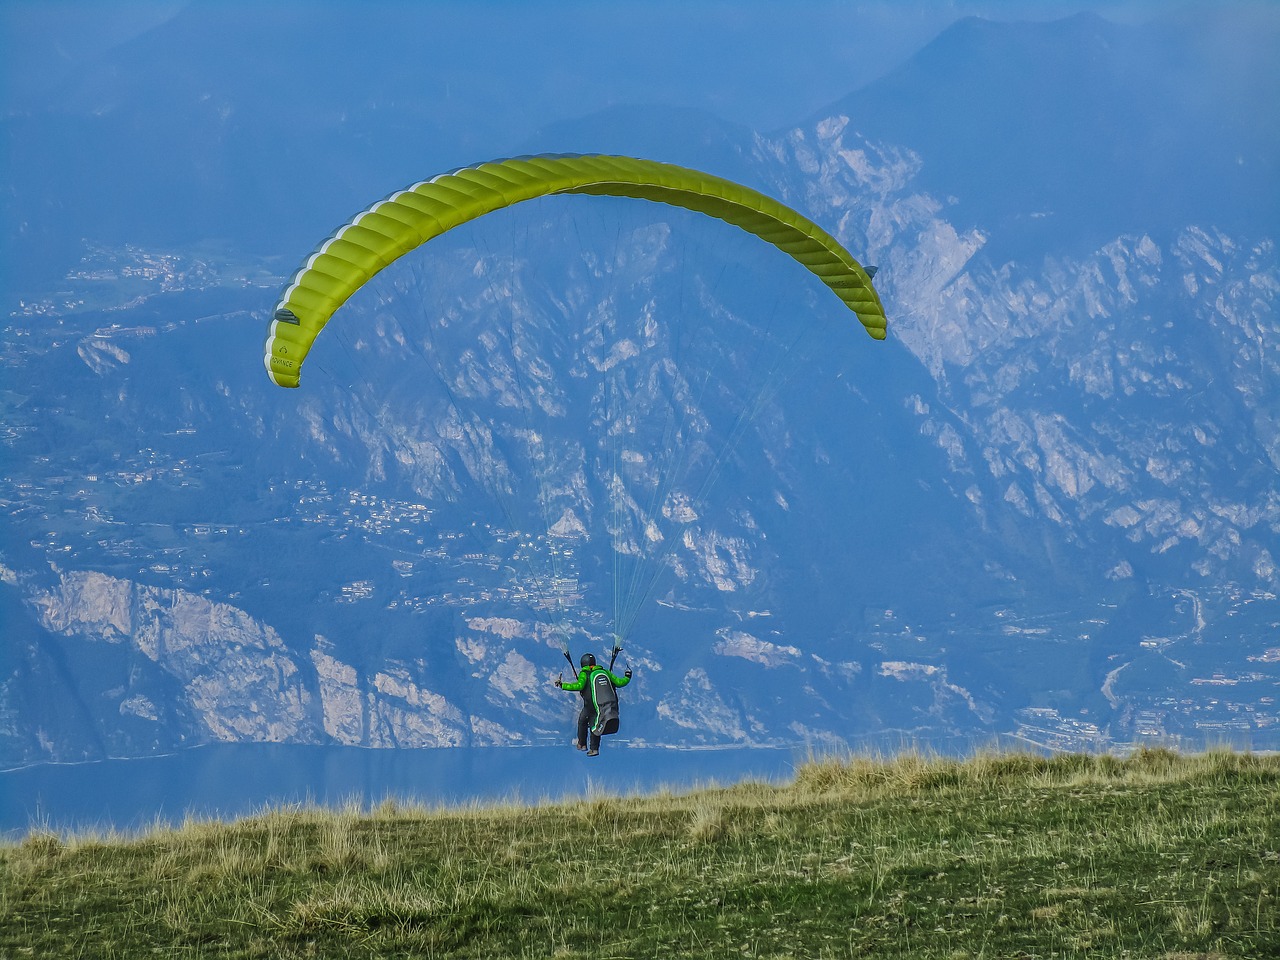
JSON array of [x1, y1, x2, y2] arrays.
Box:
[[12, 0, 1272, 291], [7, 1, 1194, 128]]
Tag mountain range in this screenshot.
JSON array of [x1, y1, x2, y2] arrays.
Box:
[[2, 9, 1277, 767]]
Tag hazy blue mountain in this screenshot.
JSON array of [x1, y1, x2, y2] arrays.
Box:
[[2, 11, 1277, 768], [4, 5, 490, 290], [814, 11, 1280, 258]]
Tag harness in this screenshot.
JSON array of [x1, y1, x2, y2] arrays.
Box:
[[586, 667, 620, 736]]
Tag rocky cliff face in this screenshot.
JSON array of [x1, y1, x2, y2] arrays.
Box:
[[777, 116, 1280, 591], [4, 566, 317, 754]]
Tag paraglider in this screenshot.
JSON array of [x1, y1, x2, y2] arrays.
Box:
[[554, 649, 632, 756], [263, 153, 886, 389], [262, 153, 887, 747]]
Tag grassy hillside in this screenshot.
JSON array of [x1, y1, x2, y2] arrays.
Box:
[[3, 748, 1277, 958]]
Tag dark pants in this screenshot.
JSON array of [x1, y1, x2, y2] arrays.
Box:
[[576, 707, 600, 751]]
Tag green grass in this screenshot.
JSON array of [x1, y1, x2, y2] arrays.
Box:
[[3, 748, 1277, 958]]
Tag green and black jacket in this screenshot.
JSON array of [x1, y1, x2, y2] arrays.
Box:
[[561, 666, 630, 713]]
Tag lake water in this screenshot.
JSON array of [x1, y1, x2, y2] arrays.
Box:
[[11, 730, 1219, 839], [0, 743, 813, 838]]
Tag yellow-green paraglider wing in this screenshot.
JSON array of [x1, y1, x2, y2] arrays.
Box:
[[264, 154, 886, 388]]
